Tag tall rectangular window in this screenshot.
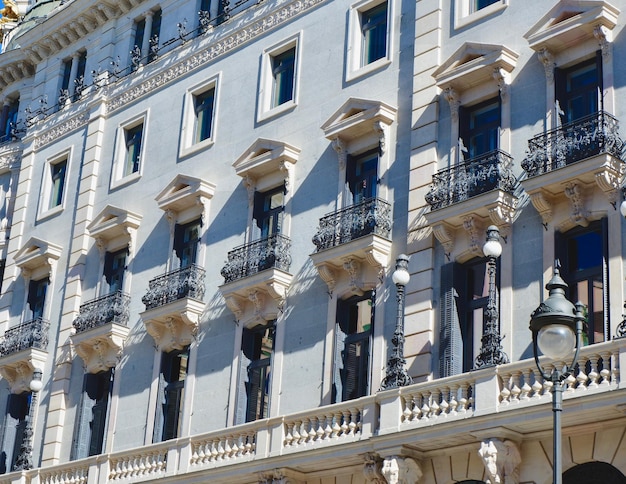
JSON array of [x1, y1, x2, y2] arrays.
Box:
[[133, 9, 161, 65], [254, 187, 284, 238], [194, 88, 215, 144], [71, 370, 113, 460], [49, 158, 67, 209], [2, 99, 19, 141], [459, 98, 501, 159], [124, 124, 143, 177], [271, 48, 295, 108], [555, 54, 602, 124], [154, 348, 189, 442], [556, 219, 608, 344], [27, 278, 48, 320], [240, 323, 274, 422], [103, 249, 127, 294], [174, 219, 201, 268], [361, 2, 387, 66], [347, 151, 378, 204], [333, 293, 373, 403], [0, 392, 29, 474], [60, 59, 72, 94]]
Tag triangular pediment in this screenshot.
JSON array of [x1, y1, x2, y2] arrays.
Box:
[[233, 138, 299, 181], [524, 1, 619, 53], [321, 97, 396, 141], [154, 174, 216, 225], [433, 42, 518, 92], [14, 236, 62, 272], [87, 205, 142, 245]]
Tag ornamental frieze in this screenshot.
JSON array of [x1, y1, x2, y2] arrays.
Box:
[[34, 112, 89, 150]]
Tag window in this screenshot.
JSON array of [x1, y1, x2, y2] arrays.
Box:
[[133, 9, 161, 66], [347, 150, 378, 204], [472, 0, 498, 12], [333, 293, 373, 403], [271, 48, 295, 108], [27, 278, 48, 320], [254, 186, 285, 239], [124, 124, 143, 177], [173, 219, 201, 268], [0, 392, 29, 474], [555, 54, 602, 125], [194, 88, 215, 144], [60, 52, 87, 103], [103, 249, 126, 294], [361, 2, 387, 66], [258, 34, 300, 121], [61, 59, 72, 96], [239, 323, 274, 423], [556, 219, 608, 345], [48, 158, 67, 209], [72, 370, 113, 459], [454, 0, 507, 29], [153, 348, 189, 442], [1, 98, 19, 142], [459, 98, 501, 159]]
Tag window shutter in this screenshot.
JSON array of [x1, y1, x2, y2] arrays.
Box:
[[439, 262, 463, 377], [103, 251, 114, 286], [234, 347, 251, 425], [1, 393, 28, 473], [332, 324, 346, 404], [152, 371, 167, 443], [173, 224, 184, 263], [554, 66, 566, 123], [458, 105, 469, 162], [71, 375, 97, 460], [88, 370, 113, 456], [596, 50, 604, 112], [342, 337, 360, 400], [162, 383, 183, 441], [245, 365, 263, 422]]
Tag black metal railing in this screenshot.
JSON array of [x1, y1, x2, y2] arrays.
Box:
[[312, 198, 392, 252], [425, 150, 517, 210], [142, 264, 206, 310], [221, 234, 292, 284], [73, 291, 131, 334], [521, 111, 625, 178], [0, 318, 50, 357]]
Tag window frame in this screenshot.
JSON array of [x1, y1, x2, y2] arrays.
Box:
[[111, 113, 148, 189], [240, 322, 275, 423], [257, 32, 301, 122], [153, 347, 190, 443], [454, 0, 507, 30], [38, 149, 71, 221], [179, 73, 220, 158], [459, 97, 502, 160], [346, 0, 391, 82]]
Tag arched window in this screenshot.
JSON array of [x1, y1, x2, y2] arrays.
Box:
[[563, 462, 626, 484]]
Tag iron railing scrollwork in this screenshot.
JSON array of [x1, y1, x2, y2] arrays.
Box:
[[221, 234, 292, 284], [73, 291, 131, 333], [425, 150, 517, 211], [521, 111, 625, 178], [312, 198, 392, 252], [142, 264, 206, 310], [0, 318, 50, 357]]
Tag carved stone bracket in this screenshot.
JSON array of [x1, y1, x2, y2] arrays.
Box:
[[594, 156, 625, 206], [72, 323, 130, 374], [594, 24, 611, 62], [443, 87, 460, 122], [342, 257, 364, 296], [140, 299, 204, 352], [363, 453, 385, 483], [381, 456, 422, 484], [332, 137, 348, 170], [257, 468, 305, 484], [0, 348, 47, 394], [537, 48, 555, 84], [315, 262, 337, 293], [563, 181, 589, 227], [431, 221, 455, 255], [528, 191, 554, 226], [462, 215, 482, 258], [478, 439, 521, 484]]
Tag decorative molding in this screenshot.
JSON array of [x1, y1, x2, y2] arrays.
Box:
[[537, 48, 554, 84], [479, 439, 521, 484], [381, 456, 422, 484], [594, 24, 611, 61], [363, 453, 385, 483], [106, 0, 327, 114], [462, 215, 482, 257], [528, 191, 553, 225], [34, 112, 89, 150], [443, 87, 460, 122], [563, 182, 589, 227]]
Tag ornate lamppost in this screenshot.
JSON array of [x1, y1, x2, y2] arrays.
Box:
[[529, 266, 584, 484], [13, 368, 43, 471], [380, 254, 413, 390], [474, 225, 509, 368]]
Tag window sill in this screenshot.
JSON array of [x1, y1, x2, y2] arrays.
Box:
[[179, 138, 215, 160], [110, 171, 142, 191], [257, 100, 297, 123], [454, 1, 507, 30], [37, 204, 64, 223], [346, 57, 391, 83]]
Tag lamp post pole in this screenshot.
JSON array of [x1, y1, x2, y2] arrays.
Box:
[[474, 225, 509, 369], [380, 254, 413, 390], [529, 266, 583, 484], [14, 368, 43, 471]]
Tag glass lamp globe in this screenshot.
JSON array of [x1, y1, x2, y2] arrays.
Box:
[[392, 267, 410, 286], [29, 377, 43, 392], [620, 199, 626, 218], [537, 323, 576, 361]]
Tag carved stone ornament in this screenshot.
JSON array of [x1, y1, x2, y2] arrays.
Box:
[[443, 87, 460, 122], [478, 439, 521, 484], [381, 456, 422, 484], [363, 453, 385, 483], [563, 182, 589, 228], [257, 468, 305, 484], [537, 48, 555, 84]]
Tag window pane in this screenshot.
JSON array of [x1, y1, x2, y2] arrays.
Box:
[[194, 88, 215, 143], [243, 324, 274, 422], [347, 151, 378, 203], [49, 159, 67, 208], [473, 0, 498, 11], [464, 99, 500, 158], [272, 48, 295, 107], [124, 124, 143, 176], [361, 3, 387, 65]]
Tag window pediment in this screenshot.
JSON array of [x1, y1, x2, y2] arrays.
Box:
[[321, 97, 396, 144], [524, 1, 619, 53], [15, 236, 62, 278], [433, 43, 519, 92], [87, 205, 142, 250], [155, 174, 216, 224], [233, 138, 299, 187]]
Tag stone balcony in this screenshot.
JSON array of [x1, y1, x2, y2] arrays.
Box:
[[71, 291, 131, 373], [310, 197, 392, 295], [521, 111, 626, 226], [140, 265, 206, 352], [424, 150, 519, 261], [0, 318, 49, 393], [219, 234, 293, 326], [5, 338, 624, 483]]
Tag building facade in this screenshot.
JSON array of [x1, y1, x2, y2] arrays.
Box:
[[0, 0, 622, 483]]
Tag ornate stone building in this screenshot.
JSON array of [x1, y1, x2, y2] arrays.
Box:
[[0, 0, 623, 483]]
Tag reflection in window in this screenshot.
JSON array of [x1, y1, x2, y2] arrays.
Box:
[[271, 48, 295, 107], [361, 2, 387, 66]]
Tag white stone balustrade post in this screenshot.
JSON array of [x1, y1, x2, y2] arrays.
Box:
[[377, 390, 403, 436], [472, 368, 501, 417], [264, 416, 284, 458]]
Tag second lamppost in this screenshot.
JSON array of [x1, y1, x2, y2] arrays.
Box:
[[13, 368, 43, 471]]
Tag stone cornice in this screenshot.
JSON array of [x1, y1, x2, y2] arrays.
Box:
[[105, 0, 327, 114], [33, 111, 89, 150]]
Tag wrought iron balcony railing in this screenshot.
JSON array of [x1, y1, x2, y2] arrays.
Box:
[[312, 198, 392, 252], [142, 264, 206, 311], [221, 234, 292, 284], [521, 111, 625, 178], [0, 318, 50, 357], [73, 291, 131, 334], [425, 150, 517, 211]]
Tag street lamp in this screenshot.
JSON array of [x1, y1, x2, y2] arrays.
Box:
[[13, 368, 43, 471], [380, 254, 413, 390], [474, 225, 509, 369], [529, 266, 584, 484]]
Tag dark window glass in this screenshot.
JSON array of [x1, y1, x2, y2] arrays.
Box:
[[473, 0, 498, 11], [556, 56, 601, 124], [557, 220, 607, 344], [174, 219, 201, 268], [156, 348, 189, 442], [124, 124, 143, 176], [3, 99, 19, 140], [254, 187, 284, 238], [133, 18, 145, 51], [272, 48, 295, 107], [347, 150, 378, 203], [149, 10, 161, 62], [460, 98, 500, 159], [27, 278, 48, 320], [1, 392, 29, 473], [61, 59, 72, 92], [194, 88, 215, 143], [104, 249, 127, 293], [49, 159, 67, 208], [361, 2, 387, 65], [333, 293, 373, 403], [242, 323, 275, 422]]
